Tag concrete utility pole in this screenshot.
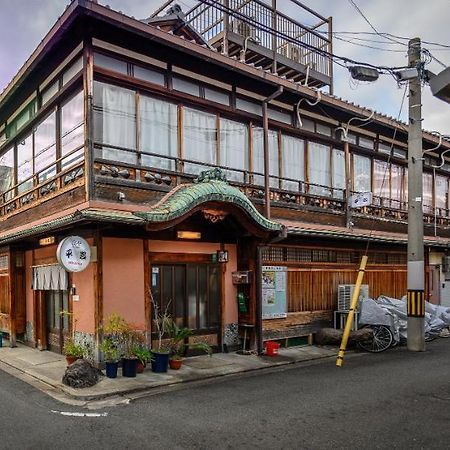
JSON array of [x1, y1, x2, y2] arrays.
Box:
[[407, 37, 426, 351]]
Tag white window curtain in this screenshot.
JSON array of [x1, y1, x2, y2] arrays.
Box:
[[353, 154, 371, 193], [140, 96, 178, 171], [391, 164, 403, 205], [32, 265, 68, 291], [332, 149, 345, 198], [183, 107, 217, 175], [308, 141, 331, 196], [373, 160, 390, 202], [281, 134, 304, 191], [435, 175, 448, 210], [34, 111, 57, 183], [253, 127, 279, 187], [220, 118, 248, 182], [423, 172, 433, 213], [93, 82, 136, 164], [0, 147, 14, 200]]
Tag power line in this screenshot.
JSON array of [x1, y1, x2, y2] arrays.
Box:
[[346, 0, 406, 46], [195, 0, 410, 75]]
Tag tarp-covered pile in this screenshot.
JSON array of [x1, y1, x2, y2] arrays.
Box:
[[359, 296, 450, 342]]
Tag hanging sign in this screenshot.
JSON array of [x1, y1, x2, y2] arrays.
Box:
[[56, 236, 91, 272], [350, 192, 372, 208], [262, 266, 287, 319]]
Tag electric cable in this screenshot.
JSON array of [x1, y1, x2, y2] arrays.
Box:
[[346, 0, 406, 46], [194, 0, 411, 76]]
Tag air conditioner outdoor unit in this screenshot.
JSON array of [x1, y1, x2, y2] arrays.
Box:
[[232, 20, 256, 39], [279, 43, 301, 62], [337, 284, 369, 311]]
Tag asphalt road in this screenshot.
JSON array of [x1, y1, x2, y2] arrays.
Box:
[[1, 339, 450, 450]]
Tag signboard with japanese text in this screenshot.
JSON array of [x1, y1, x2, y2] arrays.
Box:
[[56, 236, 91, 272], [262, 266, 287, 319]]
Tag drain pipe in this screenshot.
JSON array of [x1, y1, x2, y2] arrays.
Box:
[[262, 87, 283, 218]]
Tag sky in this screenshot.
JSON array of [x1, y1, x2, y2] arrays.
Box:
[[0, 0, 449, 135]]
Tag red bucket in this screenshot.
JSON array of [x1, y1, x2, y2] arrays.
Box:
[[265, 341, 280, 356]]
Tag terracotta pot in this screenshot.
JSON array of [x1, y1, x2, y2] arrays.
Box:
[[65, 356, 81, 366], [136, 361, 146, 373], [169, 358, 183, 370]]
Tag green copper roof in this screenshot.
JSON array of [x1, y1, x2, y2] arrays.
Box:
[[134, 168, 282, 232]]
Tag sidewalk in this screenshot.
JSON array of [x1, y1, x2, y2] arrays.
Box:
[[0, 341, 338, 403]]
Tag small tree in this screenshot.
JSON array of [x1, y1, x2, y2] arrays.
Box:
[[149, 289, 172, 352]]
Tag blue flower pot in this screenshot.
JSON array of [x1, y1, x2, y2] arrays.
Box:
[[151, 352, 169, 373], [105, 361, 119, 378], [122, 358, 138, 377]]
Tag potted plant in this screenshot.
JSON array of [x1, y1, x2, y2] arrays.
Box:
[[60, 309, 85, 365], [62, 339, 85, 366], [150, 296, 171, 373], [99, 337, 120, 378], [166, 319, 212, 370], [133, 345, 151, 373]]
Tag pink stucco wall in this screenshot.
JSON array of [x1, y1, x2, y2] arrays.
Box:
[[148, 240, 238, 325], [103, 238, 146, 328], [72, 263, 96, 333]]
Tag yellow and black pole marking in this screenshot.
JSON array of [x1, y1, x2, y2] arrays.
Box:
[[407, 290, 425, 317], [336, 255, 368, 367]]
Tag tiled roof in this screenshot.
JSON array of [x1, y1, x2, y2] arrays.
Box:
[[134, 168, 282, 232]]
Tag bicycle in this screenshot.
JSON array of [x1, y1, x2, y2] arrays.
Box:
[[357, 324, 394, 353]]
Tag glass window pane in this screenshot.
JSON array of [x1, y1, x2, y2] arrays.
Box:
[[316, 123, 331, 136], [208, 266, 220, 328], [373, 160, 390, 200], [332, 149, 345, 198], [435, 175, 448, 210], [161, 266, 173, 315], [174, 266, 185, 327], [220, 118, 248, 182], [183, 107, 217, 175], [187, 266, 197, 329], [378, 142, 392, 155], [308, 142, 331, 196], [140, 96, 177, 170], [93, 82, 137, 164], [359, 136, 374, 150], [423, 172, 433, 213], [173, 77, 200, 96], [300, 118, 314, 132], [393, 147, 406, 159], [205, 88, 229, 105], [42, 81, 59, 106], [62, 57, 83, 86], [198, 266, 207, 329], [236, 98, 262, 116], [253, 127, 278, 187], [281, 134, 304, 191], [17, 134, 33, 193], [94, 53, 128, 75], [268, 108, 291, 124], [61, 91, 84, 169], [391, 164, 403, 204], [134, 66, 165, 86], [0, 147, 14, 200], [34, 111, 57, 183], [353, 154, 371, 193]]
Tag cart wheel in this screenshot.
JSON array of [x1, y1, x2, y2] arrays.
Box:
[[357, 325, 394, 353]]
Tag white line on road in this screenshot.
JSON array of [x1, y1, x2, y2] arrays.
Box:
[[51, 410, 108, 417]]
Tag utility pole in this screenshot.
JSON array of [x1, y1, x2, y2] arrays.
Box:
[[407, 37, 426, 351]]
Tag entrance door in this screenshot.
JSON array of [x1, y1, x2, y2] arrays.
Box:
[[428, 265, 441, 305], [45, 291, 70, 353], [151, 263, 221, 346]]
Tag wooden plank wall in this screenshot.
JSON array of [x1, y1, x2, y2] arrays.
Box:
[[287, 266, 407, 313]]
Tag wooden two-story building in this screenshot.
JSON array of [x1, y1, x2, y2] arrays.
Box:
[[1, 0, 449, 356]]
